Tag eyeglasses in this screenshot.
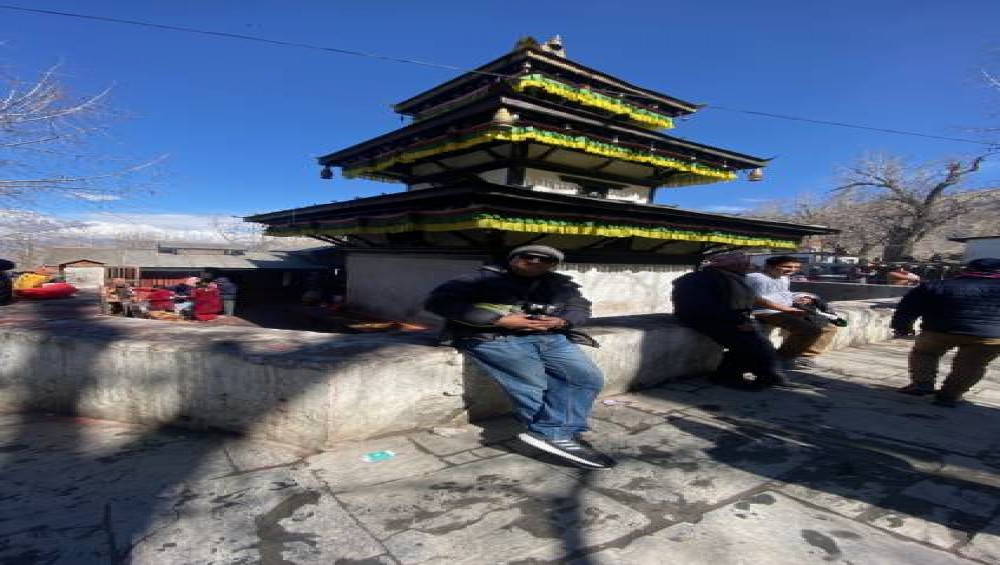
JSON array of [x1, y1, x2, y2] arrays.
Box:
[[515, 254, 557, 264]]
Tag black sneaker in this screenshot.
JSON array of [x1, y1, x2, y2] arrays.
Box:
[[898, 384, 936, 396], [517, 433, 617, 469]]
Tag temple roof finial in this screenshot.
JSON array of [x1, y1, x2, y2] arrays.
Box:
[[541, 35, 566, 58]]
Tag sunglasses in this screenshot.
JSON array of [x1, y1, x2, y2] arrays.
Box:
[[515, 253, 558, 264]]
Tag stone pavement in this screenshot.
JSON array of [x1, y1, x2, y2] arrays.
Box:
[[2, 339, 999, 564]]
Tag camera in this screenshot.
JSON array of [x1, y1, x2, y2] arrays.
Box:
[[522, 302, 559, 319]]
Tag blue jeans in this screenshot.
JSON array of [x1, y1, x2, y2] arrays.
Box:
[[458, 334, 604, 440]]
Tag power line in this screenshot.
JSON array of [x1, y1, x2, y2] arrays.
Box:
[[0, 4, 490, 74], [706, 106, 996, 147], [1, 3, 997, 148]]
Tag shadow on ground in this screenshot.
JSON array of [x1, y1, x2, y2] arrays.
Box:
[[3, 296, 998, 563]]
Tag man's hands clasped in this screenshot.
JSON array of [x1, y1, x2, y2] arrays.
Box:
[[494, 314, 568, 332]]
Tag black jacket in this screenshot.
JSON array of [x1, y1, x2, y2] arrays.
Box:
[[424, 265, 592, 341], [0, 259, 14, 306], [891, 277, 1000, 338], [0, 274, 12, 306], [671, 268, 756, 329]]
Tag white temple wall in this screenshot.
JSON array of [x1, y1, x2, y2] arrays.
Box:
[[344, 253, 692, 322], [523, 168, 651, 203], [559, 263, 690, 316], [410, 168, 651, 204]]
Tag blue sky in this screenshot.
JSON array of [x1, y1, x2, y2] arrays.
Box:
[[1, 1, 998, 234]]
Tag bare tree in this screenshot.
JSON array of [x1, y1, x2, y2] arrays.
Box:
[[0, 62, 161, 206], [834, 153, 989, 261], [758, 192, 890, 258]]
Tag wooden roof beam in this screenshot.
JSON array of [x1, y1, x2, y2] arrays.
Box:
[[483, 147, 508, 161], [590, 158, 618, 172], [535, 146, 560, 161], [647, 240, 686, 253], [579, 237, 618, 250]]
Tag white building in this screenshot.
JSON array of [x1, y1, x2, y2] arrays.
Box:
[[948, 235, 1000, 262]]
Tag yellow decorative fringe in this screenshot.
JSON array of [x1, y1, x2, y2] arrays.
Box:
[[343, 126, 737, 186], [512, 74, 674, 130], [267, 217, 796, 249]]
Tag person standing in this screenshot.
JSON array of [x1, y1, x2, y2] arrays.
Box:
[[747, 256, 839, 369], [214, 276, 239, 316], [671, 252, 806, 391], [0, 259, 15, 306], [891, 258, 1000, 407], [192, 281, 222, 321], [425, 245, 615, 469]]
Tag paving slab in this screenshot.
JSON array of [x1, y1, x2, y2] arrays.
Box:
[[307, 435, 451, 493], [959, 515, 1000, 562], [580, 491, 970, 564], [860, 477, 1000, 550], [122, 468, 387, 564], [335, 455, 649, 564]]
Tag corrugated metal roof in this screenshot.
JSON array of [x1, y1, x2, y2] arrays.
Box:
[[43, 247, 323, 270]]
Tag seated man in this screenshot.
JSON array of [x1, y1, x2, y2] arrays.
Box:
[[672, 252, 807, 390], [425, 245, 615, 469], [747, 256, 839, 370]]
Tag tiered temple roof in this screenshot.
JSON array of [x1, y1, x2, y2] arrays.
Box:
[[248, 36, 833, 259], [319, 36, 766, 191]]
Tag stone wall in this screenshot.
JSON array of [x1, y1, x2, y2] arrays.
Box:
[[560, 263, 688, 316], [345, 253, 691, 322], [0, 298, 897, 449], [790, 281, 913, 302]]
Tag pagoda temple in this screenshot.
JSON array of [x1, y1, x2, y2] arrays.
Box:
[[247, 36, 833, 321]]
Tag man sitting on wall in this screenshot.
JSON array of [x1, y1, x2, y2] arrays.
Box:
[[425, 245, 615, 469], [747, 255, 839, 370], [672, 252, 808, 391]]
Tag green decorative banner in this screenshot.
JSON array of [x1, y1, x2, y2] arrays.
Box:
[[265, 208, 797, 249], [511, 74, 675, 130], [342, 125, 737, 187]]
